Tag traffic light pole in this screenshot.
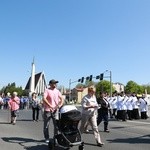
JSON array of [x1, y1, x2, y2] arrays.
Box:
[[110, 71, 112, 98], [69, 79, 71, 101], [104, 70, 112, 98], [69, 79, 78, 101], [68, 71, 112, 101]]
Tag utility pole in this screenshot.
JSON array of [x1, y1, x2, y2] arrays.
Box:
[[110, 71, 112, 98], [69, 79, 71, 102], [104, 70, 112, 98], [68, 79, 78, 101]]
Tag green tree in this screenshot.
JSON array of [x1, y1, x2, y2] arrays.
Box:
[[2, 82, 24, 96], [141, 85, 150, 94], [137, 85, 144, 94], [125, 80, 144, 94], [75, 83, 86, 88], [84, 80, 95, 87], [95, 80, 115, 96]]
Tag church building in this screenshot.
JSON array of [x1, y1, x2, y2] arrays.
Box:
[[24, 59, 47, 96]]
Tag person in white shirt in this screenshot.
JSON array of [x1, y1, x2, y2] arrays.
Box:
[[138, 95, 148, 119], [116, 92, 127, 121], [79, 87, 104, 147], [125, 93, 133, 120], [131, 93, 140, 120], [111, 92, 118, 118]]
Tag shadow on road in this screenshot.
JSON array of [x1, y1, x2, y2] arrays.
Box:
[[107, 134, 150, 144], [2, 137, 69, 150], [17, 119, 34, 122], [0, 122, 11, 124], [2, 137, 48, 150], [84, 142, 98, 147]]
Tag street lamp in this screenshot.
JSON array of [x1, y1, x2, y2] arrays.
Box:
[[104, 70, 112, 98], [68, 79, 78, 101], [69, 79, 71, 102]]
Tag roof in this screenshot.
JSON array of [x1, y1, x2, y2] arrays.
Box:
[[24, 72, 44, 90]]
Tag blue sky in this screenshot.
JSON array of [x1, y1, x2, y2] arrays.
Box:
[[0, 0, 150, 89]]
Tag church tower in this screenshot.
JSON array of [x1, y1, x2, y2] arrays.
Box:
[[29, 58, 35, 96]]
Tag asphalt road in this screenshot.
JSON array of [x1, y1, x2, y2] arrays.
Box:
[[0, 107, 150, 150]]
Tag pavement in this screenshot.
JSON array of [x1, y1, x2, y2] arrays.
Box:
[[0, 106, 150, 150]]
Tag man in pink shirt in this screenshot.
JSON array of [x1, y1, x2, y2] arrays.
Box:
[[8, 92, 20, 125], [43, 79, 64, 143]]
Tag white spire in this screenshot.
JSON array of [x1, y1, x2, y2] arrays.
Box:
[[29, 57, 35, 95]]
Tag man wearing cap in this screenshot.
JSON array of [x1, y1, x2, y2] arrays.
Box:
[[43, 79, 64, 143]]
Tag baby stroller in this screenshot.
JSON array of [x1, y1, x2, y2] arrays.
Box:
[[48, 105, 84, 150]]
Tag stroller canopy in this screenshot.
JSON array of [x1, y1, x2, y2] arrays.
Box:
[[60, 105, 81, 122], [60, 105, 77, 113]]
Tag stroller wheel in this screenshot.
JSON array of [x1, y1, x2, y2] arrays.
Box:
[[48, 139, 55, 150]]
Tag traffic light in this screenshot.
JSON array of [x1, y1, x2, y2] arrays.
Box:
[[86, 76, 90, 80], [96, 75, 100, 79], [100, 73, 104, 80], [89, 75, 93, 81], [81, 77, 84, 83], [78, 79, 81, 82]]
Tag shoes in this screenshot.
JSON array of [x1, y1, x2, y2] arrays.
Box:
[[12, 122, 16, 125], [45, 139, 49, 143], [97, 142, 104, 147], [104, 129, 110, 133], [84, 129, 89, 133]]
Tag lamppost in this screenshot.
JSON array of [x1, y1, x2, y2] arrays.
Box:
[[110, 70, 112, 98], [105, 70, 112, 98], [68, 79, 78, 101], [69, 79, 71, 101]]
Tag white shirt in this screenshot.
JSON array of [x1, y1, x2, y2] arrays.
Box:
[[139, 98, 148, 112], [81, 94, 98, 115]]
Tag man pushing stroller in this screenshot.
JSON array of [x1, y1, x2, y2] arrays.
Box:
[[42, 79, 64, 143]]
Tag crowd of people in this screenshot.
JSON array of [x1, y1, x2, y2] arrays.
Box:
[[107, 91, 149, 121], [79, 89, 149, 147], [0, 93, 30, 110], [0, 81, 149, 148]]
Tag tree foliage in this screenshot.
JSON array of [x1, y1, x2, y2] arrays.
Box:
[[84, 80, 95, 87], [0, 82, 25, 96], [125, 80, 144, 94], [1, 79, 150, 97], [95, 80, 115, 96], [75, 83, 86, 88]]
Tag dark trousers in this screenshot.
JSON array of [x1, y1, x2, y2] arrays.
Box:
[[112, 108, 117, 117], [32, 107, 40, 121], [141, 111, 147, 119], [132, 109, 140, 119], [117, 110, 126, 121], [97, 110, 109, 131], [43, 111, 58, 140], [127, 110, 133, 120]]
